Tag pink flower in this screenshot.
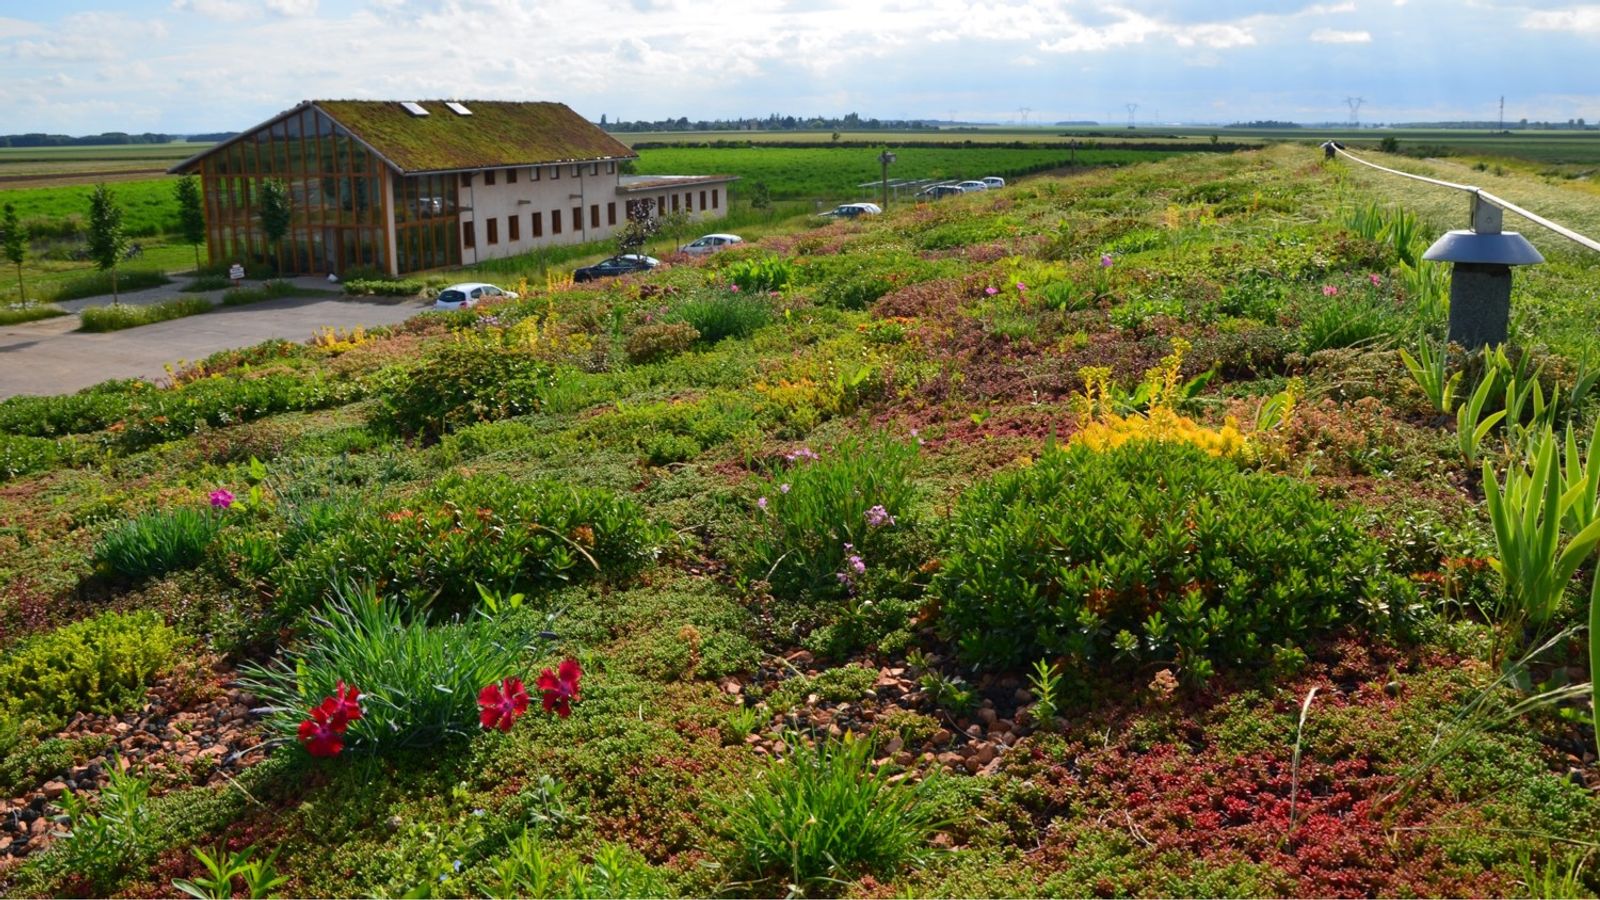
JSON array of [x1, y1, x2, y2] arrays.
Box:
[[1015, 281, 1027, 291], [779, 483, 791, 494], [537, 659, 583, 718], [730, 284, 741, 293], [784, 447, 820, 463], [757, 496, 768, 511], [209, 489, 235, 510], [1322, 285, 1339, 297], [1368, 273, 1381, 287], [985, 286, 999, 296], [478, 677, 530, 732], [1101, 254, 1115, 268], [865, 505, 895, 528]]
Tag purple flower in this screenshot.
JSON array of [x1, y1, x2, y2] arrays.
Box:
[[1100, 253, 1114, 268], [849, 554, 866, 575], [985, 286, 999, 296], [784, 447, 820, 463], [865, 505, 895, 528], [1015, 281, 1027, 291], [757, 496, 768, 511], [779, 483, 791, 494], [209, 489, 235, 510]]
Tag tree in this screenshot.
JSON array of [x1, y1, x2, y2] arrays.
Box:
[[1, 203, 25, 303], [257, 178, 292, 273], [615, 208, 659, 257], [657, 209, 692, 255], [86, 183, 128, 303], [174, 175, 206, 270]]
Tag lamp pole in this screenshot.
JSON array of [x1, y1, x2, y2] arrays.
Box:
[[878, 150, 896, 209]]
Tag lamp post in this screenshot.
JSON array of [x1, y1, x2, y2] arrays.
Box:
[[878, 150, 896, 209], [1422, 192, 1543, 348]]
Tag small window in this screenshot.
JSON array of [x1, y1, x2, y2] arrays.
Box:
[[506, 168, 517, 184], [509, 215, 520, 241], [551, 209, 561, 234], [572, 165, 581, 177], [572, 207, 581, 231], [590, 163, 599, 176], [471, 287, 484, 299], [550, 166, 560, 180], [606, 161, 616, 174], [607, 202, 616, 226], [529, 167, 539, 182], [460, 173, 472, 188], [485, 170, 496, 186], [712, 189, 719, 209], [486, 217, 498, 244], [685, 192, 693, 211], [671, 194, 679, 212], [532, 211, 543, 237], [463, 220, 475, 247], [590, 204, 599, 228], [700, 190, 707, 210]]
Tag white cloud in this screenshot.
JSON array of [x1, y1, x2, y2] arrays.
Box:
[[1523, 5, 1600, 34], [1310, 27, 1372, 42], [170, 0, 256, 21], [265, 0, 320, 15]]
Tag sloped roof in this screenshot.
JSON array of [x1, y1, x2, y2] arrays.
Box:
[[169, 100, 635, 175]]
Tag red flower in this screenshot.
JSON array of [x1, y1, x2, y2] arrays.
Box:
[[478, 676, 531, 732], [332, 681, 363, 725], [297, 701, 346, 757], [537, 659, 582, 718]]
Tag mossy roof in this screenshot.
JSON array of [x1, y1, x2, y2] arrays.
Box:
[[316, 100, 635, 173], [169, 100, 635, 175]]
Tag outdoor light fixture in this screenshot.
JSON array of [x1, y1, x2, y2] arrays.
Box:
[[879, 150, 897, 209], [1422, 193, 1543, 348]]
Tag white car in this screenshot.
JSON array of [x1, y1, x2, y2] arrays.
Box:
[[434, 282, 517, 309], [683, 233, 744, 255], [981, 176, 1006, 189], [954, 181, 989, 193], [818, 202, 882, 218]]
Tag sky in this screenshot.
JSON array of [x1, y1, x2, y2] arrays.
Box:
[[0, 0, 1598, 135]]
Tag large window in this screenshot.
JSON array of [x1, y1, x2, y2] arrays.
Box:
[[199, 106, 396, 275]]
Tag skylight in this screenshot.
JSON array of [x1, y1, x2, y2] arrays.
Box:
[[445, 101, 472, 116], [400, 101, 429, 117]]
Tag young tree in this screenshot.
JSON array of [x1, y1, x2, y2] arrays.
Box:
[[174, 175, 206, 270], [615, 209, 659, 257], [86, 183, 128, 303], [657, 209, 692, 256], [1, 203, 25, 303], [257, 178, 292, 273]]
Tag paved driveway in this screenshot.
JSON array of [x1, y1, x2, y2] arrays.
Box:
[[0, 292, 430, 399]]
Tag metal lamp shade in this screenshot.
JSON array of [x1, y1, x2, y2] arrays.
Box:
[[1422, 230, 1544, 266]]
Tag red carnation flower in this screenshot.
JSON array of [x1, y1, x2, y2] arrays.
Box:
[[478, 676, 531, 732], [536, 659, 582, 718], [332, 681, 363, 725], [297, 702, 346, 757]]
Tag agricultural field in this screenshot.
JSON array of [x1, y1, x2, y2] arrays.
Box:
[[0, 144, 206, 188], [2, 143, 1600, 897]]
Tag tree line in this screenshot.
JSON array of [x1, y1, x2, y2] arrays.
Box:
[[601, 112, 940, 133]]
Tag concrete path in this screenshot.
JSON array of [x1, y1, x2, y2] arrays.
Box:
[[0, 279, 430, 398]]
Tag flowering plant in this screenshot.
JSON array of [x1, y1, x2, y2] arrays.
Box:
[[296, 681, 363, 757]]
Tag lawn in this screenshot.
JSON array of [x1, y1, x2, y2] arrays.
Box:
[[2, 144, 1600, 898]]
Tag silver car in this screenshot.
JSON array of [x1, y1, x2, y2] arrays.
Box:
[[683, 233, 744, 255]]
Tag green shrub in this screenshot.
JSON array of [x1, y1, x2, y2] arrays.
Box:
[[371, 341, 554, 441], [746, 438, 919, 598], [114, 372, 353, 451], [625, 321, 700, 363], [0, 611, 181, 724], [935, 441, 1405, 680], [483, 833, 671, 899], [0, 380, 146, 437], [0, 723, 112, 796], [220, 279, 301, 306], [240, 585, 531, 753], [56, 764, 156, 894], [78, 297, 211, 332], [0, 432, 62, 480], [581, 391, 771, 465], [0, 303, 67, 325], [93, 507, 223, 581], [670, 289, 773, 343], [722, 255, 794, 293], [52, 268, 169, 303], [180, 274, 232, 292], [344, 277, 424, 297], [274, 474, 665, 619], [722, 734, 945, 895]]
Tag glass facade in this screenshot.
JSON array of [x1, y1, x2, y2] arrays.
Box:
[[392, 172, 462, 272], [199, 107, 396, 275]]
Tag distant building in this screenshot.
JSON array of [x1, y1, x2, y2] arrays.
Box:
[[168, 100, 735, 276]]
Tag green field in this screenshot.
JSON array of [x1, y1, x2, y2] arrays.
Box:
[[630, 145, 1184, 200], [0, 179, 181, 238]]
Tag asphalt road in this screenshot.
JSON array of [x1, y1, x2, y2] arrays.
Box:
[[0, 294, 430, 398]]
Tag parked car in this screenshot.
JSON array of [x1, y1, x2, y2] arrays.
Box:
[[954, 181, 989, 192], [682, 233, 744, 255], [434, 282, 518, 309], [818, 202, 882, 219], [916, 184, 965, 200], [572, 254, 661, 282], [982, 176, 1006, 189]]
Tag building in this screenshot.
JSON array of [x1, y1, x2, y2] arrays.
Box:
[[168, 100, 736, 276]]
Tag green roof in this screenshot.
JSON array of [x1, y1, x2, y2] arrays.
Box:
[[315, 100, 635, 172]]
